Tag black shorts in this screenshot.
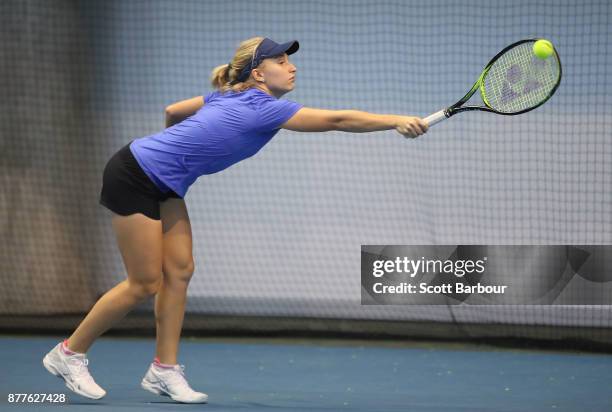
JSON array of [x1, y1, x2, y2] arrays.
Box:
[[99, 140, 182, 220]]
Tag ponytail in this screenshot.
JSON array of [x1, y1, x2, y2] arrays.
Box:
[[209, 37, 264, 93]]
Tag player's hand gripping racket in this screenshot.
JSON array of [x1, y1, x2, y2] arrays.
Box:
[[424, 39, 562, 127]]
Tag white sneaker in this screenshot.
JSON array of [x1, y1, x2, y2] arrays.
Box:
[[42, 341, 106, 400], [141, 362, 208, 403]]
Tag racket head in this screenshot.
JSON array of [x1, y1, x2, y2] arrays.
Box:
[[479, 39, 562, 114]]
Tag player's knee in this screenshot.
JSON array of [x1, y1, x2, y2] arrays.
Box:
[[163, 259, 195, 285], [128, 275, 163, 299]]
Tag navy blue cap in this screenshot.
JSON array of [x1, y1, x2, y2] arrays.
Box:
[[236, 38, 299, 82]]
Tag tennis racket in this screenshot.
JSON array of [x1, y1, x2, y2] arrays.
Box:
[[423, 39, 562, 127]]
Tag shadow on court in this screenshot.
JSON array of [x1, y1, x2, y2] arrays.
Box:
[[1, 336, 611, 411]]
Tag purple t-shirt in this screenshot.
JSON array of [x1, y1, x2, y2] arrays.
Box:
[[130, 88, 303, 198]]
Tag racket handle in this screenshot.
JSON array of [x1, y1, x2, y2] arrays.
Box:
[[423, 109, 448, 127]]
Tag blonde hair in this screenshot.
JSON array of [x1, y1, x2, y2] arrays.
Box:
[[210, 37, 265, 93]]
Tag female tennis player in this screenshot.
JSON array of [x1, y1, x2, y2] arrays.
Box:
[[42, 36, 427, 403]]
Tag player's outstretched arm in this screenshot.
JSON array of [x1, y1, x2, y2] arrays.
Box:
[[282, 107, 427, 138]]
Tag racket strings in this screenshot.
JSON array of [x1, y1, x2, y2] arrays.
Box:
[[483, 42, 560, 113]]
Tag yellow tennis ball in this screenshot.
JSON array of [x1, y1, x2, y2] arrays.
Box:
[[533, 39, 554, 59]]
